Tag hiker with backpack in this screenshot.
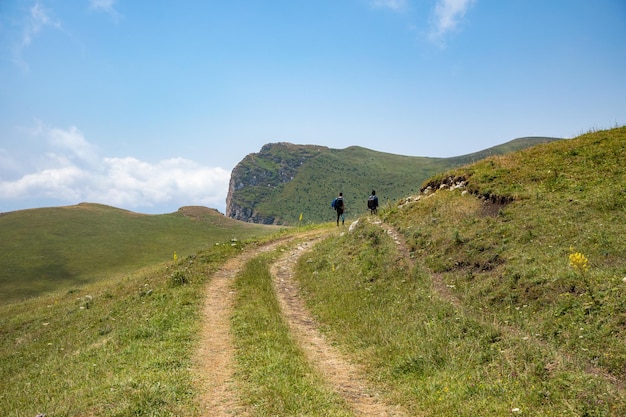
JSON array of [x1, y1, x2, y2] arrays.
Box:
[[367, 190, 379, 214], [331, 192, 345, 226]]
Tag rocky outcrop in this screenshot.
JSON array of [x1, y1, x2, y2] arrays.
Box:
[[225, 142, 327, 223]]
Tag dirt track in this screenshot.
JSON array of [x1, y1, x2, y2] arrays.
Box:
[[193, 238, 286, 416], [193, 231, 405, 416], [271, 239, 406, 416]]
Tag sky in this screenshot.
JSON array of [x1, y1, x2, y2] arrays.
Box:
[[1, 0, 625, 215]]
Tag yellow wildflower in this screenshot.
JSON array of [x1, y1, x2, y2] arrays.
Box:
[[569, 249, 588, 274]]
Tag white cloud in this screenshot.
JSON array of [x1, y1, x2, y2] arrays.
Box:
[[89, 0, 122, 20], [368, 0, 475, 46], [429, 0, 476, 44], [0, 124, 231, 214], [371, 0, 409, 12], [48, 125, 101, 167], [13, 2, 63, 69], [99, 157, 230, 210], [22, 2, 62, 47]]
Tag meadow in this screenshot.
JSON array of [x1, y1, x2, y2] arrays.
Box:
[[0, 204, 278, 303], [1, 127, 624, 416]]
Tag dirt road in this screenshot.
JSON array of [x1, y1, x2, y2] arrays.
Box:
[[193, 231, 405, 416]]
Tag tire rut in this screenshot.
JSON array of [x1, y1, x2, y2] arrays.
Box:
[[271, 238, 406, 417], [193, 235, 304, 416]]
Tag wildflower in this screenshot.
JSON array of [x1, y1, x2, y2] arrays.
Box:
[[569, 247, 598, 305], [569, 248, 589, 275], [173, 252, 178, 262]]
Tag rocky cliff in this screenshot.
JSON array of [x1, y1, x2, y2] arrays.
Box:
[[225, 142, 328, 223]]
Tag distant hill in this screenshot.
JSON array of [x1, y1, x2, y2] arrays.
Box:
[[0, 203, 279, 303], [226, 137, 561, 225]]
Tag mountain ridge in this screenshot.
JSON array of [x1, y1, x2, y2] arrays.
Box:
[[226, 137, 562, 225]]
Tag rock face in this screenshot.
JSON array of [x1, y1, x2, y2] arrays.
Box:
[[225, 142, 327, 223]]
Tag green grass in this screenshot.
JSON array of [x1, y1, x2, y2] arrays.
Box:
[[232, 252, 352, 416], [396, 127, 626, 378], [296, 220, 625, 416], [0, 239, 247, 416], [0, 203, 280, 303], [293, 127, 626, 416], [1, 127, 624, 416]]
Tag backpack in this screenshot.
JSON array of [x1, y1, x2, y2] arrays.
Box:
[[367, 195, 378, 210], [368, 195, 377, 210], [334, 197, 344, 210]]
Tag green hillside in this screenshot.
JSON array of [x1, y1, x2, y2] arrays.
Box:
[[0, 203, 280, 303], [227, 137, 560, 225], [296, 126, 626, 415], [1, 127, 624, 416]]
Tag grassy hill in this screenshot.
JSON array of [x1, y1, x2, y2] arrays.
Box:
[[1, 127, 624, 416], [0, 203, 280, 303], [296, 126, 626, 415], [226, 137, 561, 225]]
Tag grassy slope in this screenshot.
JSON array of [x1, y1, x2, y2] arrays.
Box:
[[234, 137, 559, 225], [260, 147, 446, 225], [0, 203, 280, 303], [0, 237, 249, 417], [403, 126, 626, 377], [295, 127, 626, 415]]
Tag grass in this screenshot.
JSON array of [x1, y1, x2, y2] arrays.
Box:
[[293, 127, 626, 416], [0, 203, 280, 303], [296, 220, 625, 416], [231, 251, 352, 416], [396, 127, 626, 379], [1, 127, 624, 416], [0, 238, 248, 417]]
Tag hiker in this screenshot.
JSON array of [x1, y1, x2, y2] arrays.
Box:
[[332, 192, 345, 226], [367, 190, 379, 214]]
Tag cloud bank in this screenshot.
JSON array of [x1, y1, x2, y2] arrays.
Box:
[[0, 124, 230, 214]]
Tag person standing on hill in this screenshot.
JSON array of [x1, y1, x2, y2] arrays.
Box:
[[367, 190, 379, 215], [332, 192, 345, 226]]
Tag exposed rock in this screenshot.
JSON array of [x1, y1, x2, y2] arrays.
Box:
[[226, 142, 327, 223]]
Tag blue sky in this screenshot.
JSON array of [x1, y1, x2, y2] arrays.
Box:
[[1, 0, 625, 214]]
